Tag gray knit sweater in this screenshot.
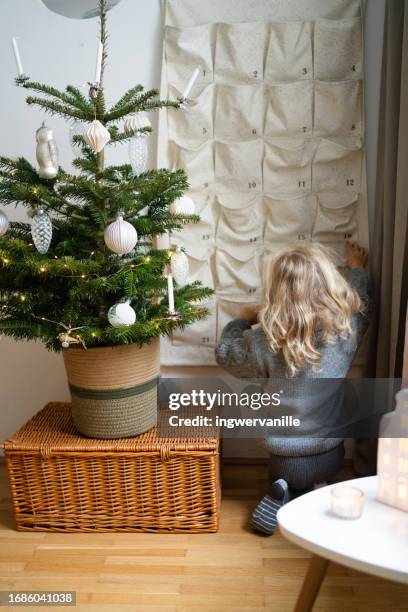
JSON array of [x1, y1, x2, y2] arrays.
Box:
[[215, 269, 371, 456]]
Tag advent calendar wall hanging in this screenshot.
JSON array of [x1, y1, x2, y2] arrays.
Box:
[[158, 0, 369, 366]]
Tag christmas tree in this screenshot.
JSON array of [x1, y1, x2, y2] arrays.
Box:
[[0, 0, 211, 352]]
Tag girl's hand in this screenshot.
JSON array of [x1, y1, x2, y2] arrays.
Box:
[[239, 304, 261, 323], [346, 241, 368, 269]]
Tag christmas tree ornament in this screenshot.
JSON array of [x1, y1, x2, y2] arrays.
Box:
[[0, 210, 9, 237], [126, 114, 151, 176], [124, 114, 151, 135], [170, 246, 189, 286], [170, 195, 195, 216], [36, 123, 59, 179], [108, 299, 136, 327], [69, 121, 86, 155], [84, 119, 111, 153], [31, 208, 52, 254], [104, 213, 138, 255]]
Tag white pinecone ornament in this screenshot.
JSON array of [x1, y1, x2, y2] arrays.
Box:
[[31, 208, 52, 254], [0, 210, 9, 237], [125, 114, 151, 175], [170, 247, 189, 286]]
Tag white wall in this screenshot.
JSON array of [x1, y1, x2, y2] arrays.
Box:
[[0, 0, 385, 443]]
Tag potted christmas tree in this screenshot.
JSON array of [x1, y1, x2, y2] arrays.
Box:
[[0, 0, 211, 439]]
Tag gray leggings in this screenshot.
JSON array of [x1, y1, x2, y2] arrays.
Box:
[[268, 442, 345, 491]]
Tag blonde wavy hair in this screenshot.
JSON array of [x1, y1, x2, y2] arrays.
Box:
[[259, 244, 362, 377]]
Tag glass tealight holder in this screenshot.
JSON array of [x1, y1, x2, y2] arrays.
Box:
[[330, 485, 364, 519]]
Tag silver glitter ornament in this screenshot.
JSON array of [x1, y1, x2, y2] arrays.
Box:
[[129, 134, 148, 175], [0, 210, 9, 237], [31, 208, 52, 254], [170, 247, 189, 286]]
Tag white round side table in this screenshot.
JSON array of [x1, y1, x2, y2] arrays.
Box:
[[277, 476, 408, 611]]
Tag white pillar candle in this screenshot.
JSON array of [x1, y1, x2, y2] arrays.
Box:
[[167, 273, 175, 314], [330, 486, 364, 519], [12, 37, 24, 76], [95, 42, 104, 84], [182, 67, 200, 100]]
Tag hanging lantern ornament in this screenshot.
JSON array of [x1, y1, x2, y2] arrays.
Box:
[[125, 114, 151, 175], [104, 212, 138, 255], [170, 195, 195, 216], [108, 299, 136, 327], [84, 119, 111, 153], [0, 210, 9, 237], [170, 246, 189, 286], [36, 123, 59, 179], [31, 208, 52, 254]]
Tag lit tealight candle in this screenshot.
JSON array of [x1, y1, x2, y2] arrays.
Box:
[[330, 485, 364, 519]]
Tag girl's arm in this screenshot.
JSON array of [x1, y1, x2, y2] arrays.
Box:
[[215, 318, 258, 378]]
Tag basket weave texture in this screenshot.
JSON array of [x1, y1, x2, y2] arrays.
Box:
[[4, 403, 220, 533], [63, 339, 160, 439]]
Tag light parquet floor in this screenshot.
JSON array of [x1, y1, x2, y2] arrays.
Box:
[[0, 463, 407, 612]]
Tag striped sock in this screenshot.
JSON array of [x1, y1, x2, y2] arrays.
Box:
[[250, 479, 289, 535]]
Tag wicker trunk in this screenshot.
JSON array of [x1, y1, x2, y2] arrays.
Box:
[[4, 403, 220, 533], [63, 339, 160, 439]]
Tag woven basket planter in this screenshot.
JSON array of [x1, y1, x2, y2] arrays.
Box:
[[63, 339, 160, 439]]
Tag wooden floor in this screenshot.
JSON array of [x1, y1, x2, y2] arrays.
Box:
[[0, 463, 407, 612]]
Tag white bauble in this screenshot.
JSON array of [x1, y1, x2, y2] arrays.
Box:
[[84, 120, 111, 153], [170, 196, 195, 216], [104, 215, 138, 255], [0, 210, 9, 237], [170, 247, 189, 286], [124, 114, 151, 134], [108, 300, 136, 327]]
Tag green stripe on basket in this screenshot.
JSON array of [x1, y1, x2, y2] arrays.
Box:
[[69, 376, 158, 400]]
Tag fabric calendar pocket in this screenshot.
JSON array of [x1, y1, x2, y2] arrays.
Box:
[[215, 22, 266, 84], [265, 81, 313, 138], [215, 248, 262, 301], [168, 84, 214, 145], [172, 252, 216, 348], [314, 80, 362, 137], [215, 140, 263, 200], [215, 85, 264, 140], [165, 24, 214, 87], [171, 141, 214, 192], [172, 298, 217, 348], [172, 196, 216, 250], [216, 195, 263, 257], [312, 193, 358, 243], [312, 139, 362, 194], [264, 194, 317, 244], [265, 21, 312, 82], [314, 18, 362, 81], [264, 141, 314, 196]]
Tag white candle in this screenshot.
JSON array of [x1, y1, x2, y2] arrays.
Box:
[[94, 42, 104, 84], [12, 37, 24, 76], [167, 273, 175, 314], [182, 67, 200, 100], [330, 486, 364, 519]]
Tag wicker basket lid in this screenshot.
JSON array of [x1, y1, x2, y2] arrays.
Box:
[[3, 403, 219, 458]]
